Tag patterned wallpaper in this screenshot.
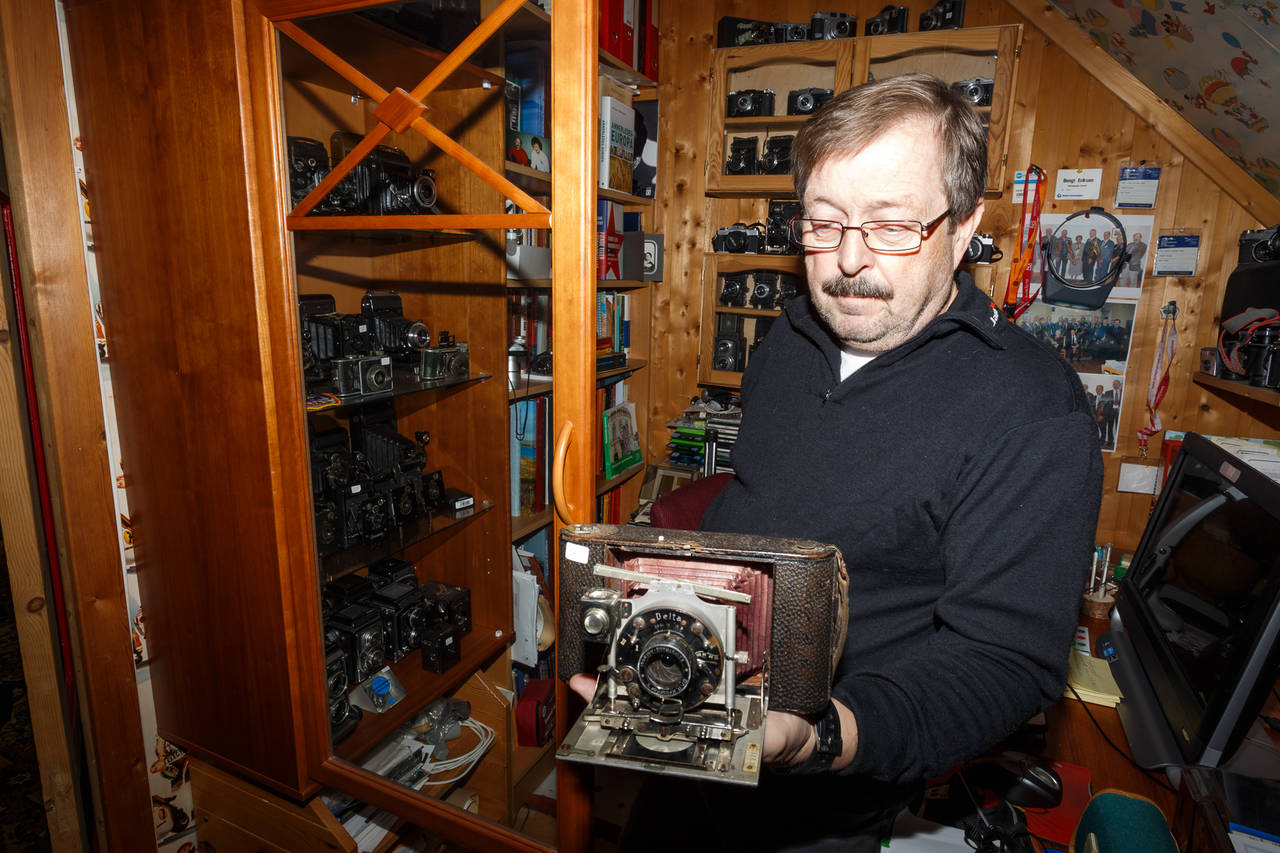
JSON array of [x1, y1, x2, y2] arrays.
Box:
[[1047, 0, 1280, 202]]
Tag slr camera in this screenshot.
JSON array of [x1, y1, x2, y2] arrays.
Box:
[[1238, 225, 1280, 265], [556, 524, 848, 784], [287, 136, 346, 214], [865, 5, 909, 35], [361, 290, 431, 359], [726, 88, 775, 118], [765, 200, 803, 255], [964, 233, 1003, 265], [713, 314, 746, 372], [329, 131, 439, 216], [325, 629, 362, 743], [718, 274, 749, 308], [810, 10, 855, 39], [920, 0, 965, 30], [758, 135, 794, 175], [786, 87, 833, 116], [724, 137, 759, 176], [418, 331, 470, 382], [772, 21, 810, 42], [713, 223, 764, 254], [953, 76, 994, 107]]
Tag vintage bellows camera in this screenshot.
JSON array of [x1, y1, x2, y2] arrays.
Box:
[[786, 87, 833, 116], [759, 135, 794, 175], [557, 524, 848, 784], [810, 10, 855, 38], [713, 223, 765, 254], [726, 88, 775, 118], [765, 200, 802, 255], [361, 290, 430, 358], [724, 136, 759, 176], [329, 131, 439, 216], [920, 0, 965, 30], [865, 4, 909, 35], [953, 76, 994, 107], [287, 137, 346, 215], [964, 233, 1003, 265]]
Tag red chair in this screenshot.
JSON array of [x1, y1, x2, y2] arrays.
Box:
[[648, 472, 733, 530]]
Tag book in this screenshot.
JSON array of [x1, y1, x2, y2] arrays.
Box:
[[598, 95, 635, 193], [603, 400, 642, 478], [632, 98, 658, 198], [1064, 649, 1122, 707], [506, 43, 548, 135], [597, 200, 623, 279]]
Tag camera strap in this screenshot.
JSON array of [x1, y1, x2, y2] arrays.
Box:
[[1137, 300, 1179, 455], [1001, 165, 1045, 320]]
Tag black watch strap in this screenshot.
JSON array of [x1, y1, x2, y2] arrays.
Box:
[[787, 700, 842, 775]]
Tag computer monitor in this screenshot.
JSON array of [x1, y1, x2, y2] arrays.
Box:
[[1102, 432, 1280, 779]]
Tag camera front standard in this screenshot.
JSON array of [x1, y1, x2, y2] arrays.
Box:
[[726, 88, 775, 118], [953, 76, 994, 107], [758, 135, 794, 175]]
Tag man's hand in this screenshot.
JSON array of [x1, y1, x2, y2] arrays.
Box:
[[763, 709, 818, 767]]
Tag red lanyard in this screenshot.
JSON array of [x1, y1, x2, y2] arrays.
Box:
[[1002, 165, 1045, 320]]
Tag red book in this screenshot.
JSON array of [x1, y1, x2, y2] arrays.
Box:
[[534, 396, 547, 512], [644, 21, 659, 80], [619, 0, 636, 68], [600, 0, 621, 58]]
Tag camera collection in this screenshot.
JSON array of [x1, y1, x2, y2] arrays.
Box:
[[714, 201, 803, 257], [321, 556, 472, 743], [300, 289, 470, 402], [717, 12, 857, 47], [556, 524, 848, 785], [287, 132, 439, 217]]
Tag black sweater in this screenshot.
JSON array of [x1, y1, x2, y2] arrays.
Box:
[[702, 272, 1103, 784]]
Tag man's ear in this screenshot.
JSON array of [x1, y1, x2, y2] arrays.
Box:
[[951, 198, 986, 268]]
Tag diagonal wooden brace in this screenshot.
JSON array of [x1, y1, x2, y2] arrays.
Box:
[[373, 87, 428, 135]]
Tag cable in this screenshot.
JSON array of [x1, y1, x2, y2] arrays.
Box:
[[415, 717, 497, 787], [1064, 682, 1177, 794]]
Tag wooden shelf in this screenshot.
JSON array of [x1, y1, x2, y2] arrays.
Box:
[[723, 114, 813, 130], [505, 160, 551, 193], [511, 508, 553, 542], [597, 461, 644, 495], [1194, 371, 1280, 407], [509, 376, 553, 401], [598, 358, 647, 384], [706, 173, 796, 198], [707, 252, 804, 273], [598, 185, 654, 206]]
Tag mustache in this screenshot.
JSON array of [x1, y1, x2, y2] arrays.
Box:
[[820, 276, 892, 300]]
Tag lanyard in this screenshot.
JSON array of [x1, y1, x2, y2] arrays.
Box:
[[1137, 301, 1179, 455], [1002, 165, 1046, 321]]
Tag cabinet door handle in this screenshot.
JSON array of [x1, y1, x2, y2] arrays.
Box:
[[552, 420, 576, 521]]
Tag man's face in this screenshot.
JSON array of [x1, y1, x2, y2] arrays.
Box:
[[800, 118, 982, 355], [1089, 229, 1097, 238], [1134, 233, 1143, 243], [1096, 385, 1104, 395], [1113, 380, 1121, 392]]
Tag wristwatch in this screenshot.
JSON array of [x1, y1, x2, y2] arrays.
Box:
[[787, 700, 842, 774]]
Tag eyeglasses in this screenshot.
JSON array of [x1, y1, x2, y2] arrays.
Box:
[[788, 209, 952, 253]]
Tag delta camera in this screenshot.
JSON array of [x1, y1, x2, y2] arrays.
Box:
[[726, 88, 775, 118], [865, 5, 908, 35], [810, 10, 854, 39], [953, 76, 994, 107], [557, 524, 848, 785], [786, 87, 833, 116]]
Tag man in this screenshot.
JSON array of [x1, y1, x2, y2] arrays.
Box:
[[1082, 228, 1101, 281], [1121, 232, 1147, 287], [648, 74, 1102, 850], [507, 134, 529, 166], [1098, 229, 1116, 277]]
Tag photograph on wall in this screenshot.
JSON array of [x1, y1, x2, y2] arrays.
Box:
[[1019, 300, 1136, 453], [1032, 212, 1154, 303], [505, 129, 549, 172]]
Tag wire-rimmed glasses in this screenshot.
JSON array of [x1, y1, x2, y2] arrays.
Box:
[[788, 209, 951, 254]]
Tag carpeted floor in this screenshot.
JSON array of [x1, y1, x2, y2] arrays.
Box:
[[0, 538, 52, 853]]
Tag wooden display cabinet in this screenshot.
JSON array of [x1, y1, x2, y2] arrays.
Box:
[[853, 25, 1024, 192], [697, 252, 804, 388]]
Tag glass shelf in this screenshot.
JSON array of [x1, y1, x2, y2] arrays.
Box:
[[306, 371, 490, 414], [320, 500, 495, 584]]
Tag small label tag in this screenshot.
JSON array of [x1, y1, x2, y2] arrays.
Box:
[[565, 542, 589, 564]]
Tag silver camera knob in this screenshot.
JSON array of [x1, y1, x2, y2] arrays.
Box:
[[582, 607, 611, 638]]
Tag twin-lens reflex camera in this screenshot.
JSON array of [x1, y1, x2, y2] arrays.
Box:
[[557, 524, 848, 785]]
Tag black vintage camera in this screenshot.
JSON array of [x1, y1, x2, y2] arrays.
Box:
[[287, 137, 346, 214], [751, 272, 781, 310], [1238, 225, 1280, 265], [329, 131, 439, 216], [361, 290, 430, 359], [718, 274, 749, 308], [810, 10, 855, 39], [964, 233, 1003, 265], [765, 200, 802, 255], [325, 629, 362, 744], [370, 581, 430, 662], [332, 354, 394, 398], [920, 0, 965, 30], [772, 21, 811, 42], [786, 87, 833, 116], [351, 411, 432, 526], [712, 223, 764, 254], [953, 76, 994, 107], [327, 603, 386, 685], [759, 135, 794, 175], [299, 296, 395, 399], [418, 331, 469, 382], [557, 524, 848, 785], [716, 15, 774, 47], [310, 426, 361, 554], [367, 556, 418, 588], [865, 5, 909, 35], [713, 313, 746, 372], [422, 580, 472, 636], [726, 89, 775, 118], [725, 137, 759, 176], [777, 272, 803, 303], [420, 622, 461, 673], [323, 573, 375, 613]]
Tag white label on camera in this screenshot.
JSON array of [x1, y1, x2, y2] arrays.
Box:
[[358, 323, 368, 332], [350, 484, 362, 494], [445, 637, 454, 646], [565, 542, 589, 565], [380, 356, 391, 365]]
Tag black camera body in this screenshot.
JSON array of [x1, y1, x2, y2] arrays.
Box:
[[713, 313, 746, 372], [1238, 225, 1280, 265], [361, 290, 431, 359], [751, 272, 780, 310], [417, 331, 470, 382], [332, 354, 394, 398], [865, 5, 909, 35], [310, 426, 364, 553], [786, 87, 833, 116], [718, 274, 749, 308], [323, 572, 376, 614], [327, 602, 386, 685], [422, 580, 472, 636], [367, 556, 418, 588], [726, 88, 775, 118], [713, 223, 765, 254], [772, 21, 811, 41], [759, 135, 794, 175], [920, 0, 965, 30], [420, 622, 461, 673], [324, 630, 362, 743], [725, 136, 759, 176], [370, 581, 430, 662], [329, 131, 438, 216], [717, 15, 774, 47], [810, 10, 855, 39], [287, 136, 347, 215], [964, 233, 1003, 265], [765, 200, 802, 255], [953, 76, 994, 107]]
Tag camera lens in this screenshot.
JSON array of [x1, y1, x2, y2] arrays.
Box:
[[835, 20, 851, 36], [965, 236, 983, 263], [637, 631, 696, 698], [796, 94, 814, 112], [412, 172, 437, 209], [402, 321, 430, 351], [735, 94, 753, 114], [868, 18, 886, 34]]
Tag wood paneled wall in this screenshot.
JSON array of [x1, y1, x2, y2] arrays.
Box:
[[647, 0, 1280, 553]]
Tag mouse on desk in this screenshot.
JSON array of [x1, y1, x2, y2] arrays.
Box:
[[959, 751, 1064, 810]]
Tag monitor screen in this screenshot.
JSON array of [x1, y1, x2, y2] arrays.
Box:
[[1109, 432, 1280, 772]]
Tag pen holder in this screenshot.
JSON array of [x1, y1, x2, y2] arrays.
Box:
[[1080, 590, 1115, 621]]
